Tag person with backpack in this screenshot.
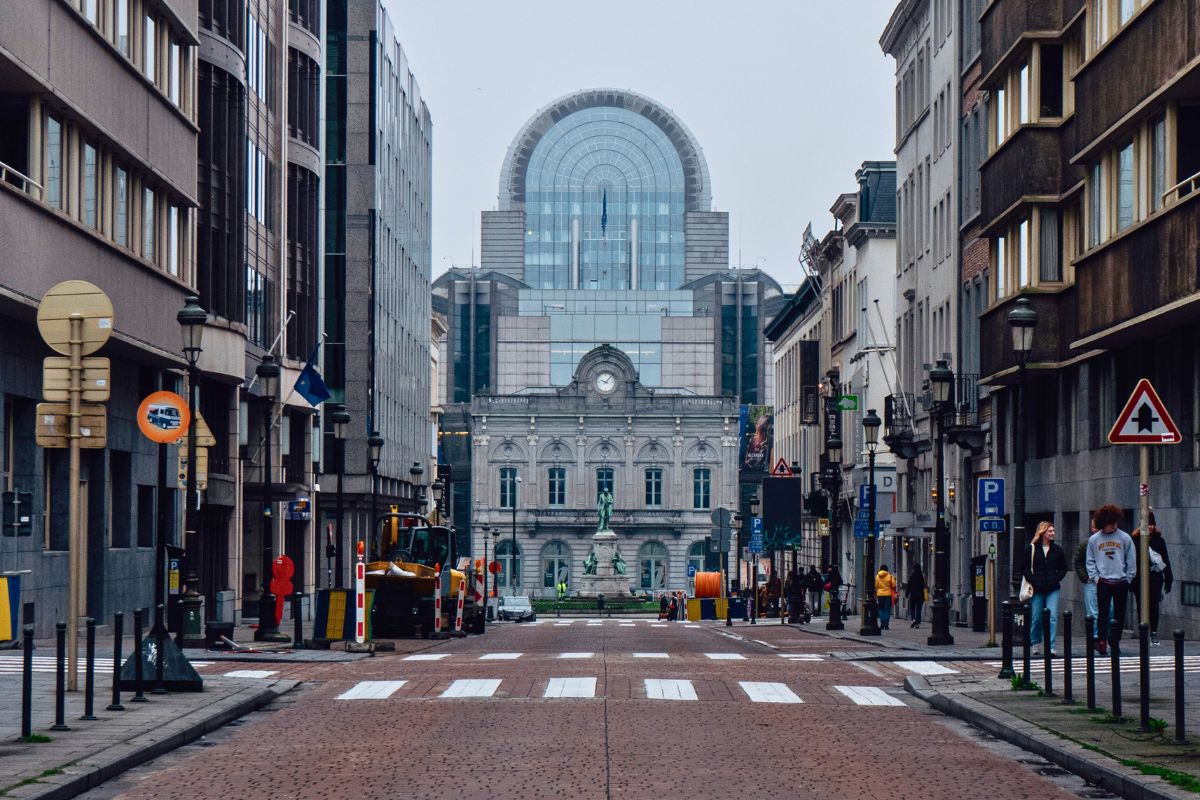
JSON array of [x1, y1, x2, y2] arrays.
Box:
[[806, 565, 824, 617], [1086, 504, 1136, 656], [1130, 512, 1173, 645], [1022, 521, 1069, 657]]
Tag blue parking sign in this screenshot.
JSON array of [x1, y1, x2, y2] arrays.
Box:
[[977, 478, 1005, 517], [687, 564, 697, 578]]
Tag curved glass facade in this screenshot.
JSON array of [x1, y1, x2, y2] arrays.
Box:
[[523, 106, 686, 291]]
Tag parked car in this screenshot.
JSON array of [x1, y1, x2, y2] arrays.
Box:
[[497, 595, 536, 622]]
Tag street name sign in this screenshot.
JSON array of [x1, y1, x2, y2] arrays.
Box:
[[1108, 379, 1181, 445], [978, 516, 1007, 533]]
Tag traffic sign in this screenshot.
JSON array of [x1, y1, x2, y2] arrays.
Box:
[[978, 516, 1007, 533], [750, 517, 763, 536], [687, 564, 697, 578], [977, 478, 1005, 516], [42, 357, 110, 402], [853, 521, 885, 538], [858, 483, 875, 508], [770, 458, 793, 477], [1108, 378, 1181, 445], [137, 391, 190, 444], [35, 402, 107, 448], [836, 394, 859, 412], [36, 280, 114, 357], [710, 507, 734, 527], [177, 445, 209, 490], [856, 509, 870, 522]]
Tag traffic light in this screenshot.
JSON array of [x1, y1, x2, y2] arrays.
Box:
[[2, 491, 32, 536]]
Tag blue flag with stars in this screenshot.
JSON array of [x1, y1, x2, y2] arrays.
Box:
[[294, 341, 332, 406]]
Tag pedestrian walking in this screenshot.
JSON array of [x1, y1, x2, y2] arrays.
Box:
[[659, 593, 669, 620], [874, 564, 898, 630], [1086, 504, 1136, 656], [1022, 521, 1068, 657], [806, 565, 824, 617], [1130, 512, 1173, 645], [906, 564, 926, 628], [1073, 524, 1099, 641], [667, 595, 678, 622]]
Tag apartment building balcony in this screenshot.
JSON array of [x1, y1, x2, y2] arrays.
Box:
[[981, 0, 1084, 78], [979, 286, 1079, 382], [1072, 195, 1200, 349], [981, 123, 1076, 226]]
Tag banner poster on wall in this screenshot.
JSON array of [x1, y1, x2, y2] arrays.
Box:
[[739, 405, 774, 476]]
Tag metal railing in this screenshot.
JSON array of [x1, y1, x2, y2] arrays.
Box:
[[1162, 169, 1200, 205], [0, 160, 41, 196]]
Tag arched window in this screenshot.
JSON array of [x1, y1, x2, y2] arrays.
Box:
[[596, 466, 614, 499], [499, 467, 518, 509], [644, 467, 663, 507], [638, 540, 669, 589], [496, 538, 522, 591], [547, 467, 566, 506], [687, 540, 707, 580], [541, 540, 571, 591], [692, 467, 711, 509]]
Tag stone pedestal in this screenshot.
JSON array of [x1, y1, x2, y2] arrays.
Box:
[[579, 531, 630, 597]]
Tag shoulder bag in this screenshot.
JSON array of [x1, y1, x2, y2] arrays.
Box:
[[1019, 544, 1036, 601]]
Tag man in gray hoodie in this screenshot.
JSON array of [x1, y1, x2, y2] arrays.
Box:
[[1086, 503, 1136, 655]]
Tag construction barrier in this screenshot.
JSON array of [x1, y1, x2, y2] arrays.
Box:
[[454, 578, 466, 632], [433, 565, 443, 635], [686, 597, 729, 621], [312, 588, 374, 642]]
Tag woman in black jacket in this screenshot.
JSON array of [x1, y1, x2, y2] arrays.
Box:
[[1022, 521, 1069, 657], [1131, 512, 1174, 645], [906, 564, 926, 628]]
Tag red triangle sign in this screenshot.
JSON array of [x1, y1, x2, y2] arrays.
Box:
[[1108, 379, 1182, 445], [771, 458, 793, 477]]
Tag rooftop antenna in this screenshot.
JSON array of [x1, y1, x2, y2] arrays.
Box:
[[797, 222, 823, 294]]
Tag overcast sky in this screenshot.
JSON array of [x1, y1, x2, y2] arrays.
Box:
[[385, 0, 899, 290]]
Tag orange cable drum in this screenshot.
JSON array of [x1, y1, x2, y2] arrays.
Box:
[[694, 571, 721, 599]]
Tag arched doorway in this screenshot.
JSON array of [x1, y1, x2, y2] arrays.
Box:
[[687, 540, 706, 584], [541, 540, 571, 598], [496, 539, 523, 594], [638, 540, 669, 590]]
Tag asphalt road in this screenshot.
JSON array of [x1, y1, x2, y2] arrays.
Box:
[[80, 619, 1115, 800]]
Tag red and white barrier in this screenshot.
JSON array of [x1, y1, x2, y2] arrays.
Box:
[[355, 541, 366, 643], [454, 578, 467, 632], [433, 565, 443, 635], [471, 568, 485, 603]]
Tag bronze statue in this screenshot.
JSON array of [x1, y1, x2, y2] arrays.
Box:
[[583, 551, 598, 575], [612, 550, 626, 575], [596, 489, 614, 531]]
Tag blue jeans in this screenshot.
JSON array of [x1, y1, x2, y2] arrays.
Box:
[[1029, 588, 1060, 648], [878, 596, 893, 629], [1082, 581, 1099, 638]]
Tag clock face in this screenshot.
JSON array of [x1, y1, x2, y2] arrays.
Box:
[[595, 372, 617, 394]]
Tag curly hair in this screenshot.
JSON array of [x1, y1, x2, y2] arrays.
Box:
[[1092, 504, 1123, 530]]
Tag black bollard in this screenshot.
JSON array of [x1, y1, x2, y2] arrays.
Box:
[[52, 622, 69, 731], [1175, 630, 1186, 745], [292, 592, 304, 647], [1138, 623, 1151, 732], [1085, 615, 1097, 711], [725, 597, 732, 627], [107, 612, 125, 711], [81, 617, 98, 720], [1110, 636, 1123, 720], [750, 593, 756, 625], [132, 608, 147, 703], [1021, 603, 1032, 686], [1061, 610, 1074, 704], [21, 623, 33, 738], [998, 599, 1015, 679], [1042, 606, 1054, 696], [153, 604, 166, 695]]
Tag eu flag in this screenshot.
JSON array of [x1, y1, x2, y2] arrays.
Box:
[[294, 341, 332, 406]]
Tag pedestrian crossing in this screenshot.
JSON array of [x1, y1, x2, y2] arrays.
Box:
[[984, 655, 1200, 674], [330, 676, 908, 706], [378, 650, 835, 664], [0, 656, 214, 675]]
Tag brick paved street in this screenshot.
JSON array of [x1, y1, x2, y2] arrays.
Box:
[[73, 620, 1111, 800]]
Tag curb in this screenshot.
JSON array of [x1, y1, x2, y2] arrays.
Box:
[[904, 675, 1191, 800], [20, 679, 299, 800]]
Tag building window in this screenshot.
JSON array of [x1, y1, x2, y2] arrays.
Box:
[[644, 467, 663, 508], [45, 115, 62, 208], [638, 540, 668, 590], [1040, 45, 1065, 118], [169, 42, 180, 106], [995, 234, 1007, 298], [114, 167, 128, 246], [687, 540, 707, 580], [83, 0, 97, 24], [994, 88, 1007, 146], [596, 466, 613, 499], [1017, 218, 1030, 288], [541, 540, 570, 590], [1088, 163, 1105, 246], [167, 205, 179, 275], [144, 15, 156, 82], [496, 538, 521, 590], [1018, 62, 1030, 125], [116, 0, 129, 55], [1116, 140, 1135, 231], [142, 187, 155, 261], [547, 467, 566, 507], [692, 467, 711, 509], [82, 143, 98, 228], [1039, 208, 1063, 282], [499, 466, 517, 509], [1151, 116, 1167, 211]]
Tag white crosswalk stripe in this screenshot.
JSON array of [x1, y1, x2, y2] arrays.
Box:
[[543, 677, 597, 698], [222, 669, 277, 678], [479, 652, 522, 660], [0, 657, 213, 674], [895, 661, 959, 676], [644, 678, 697, 701], [632, 652, 669, 659], [404, 653, 451, 661], [778, 653, 824, 661], [835, 685, 907, 706], [336, 680, 406, 700], [441, 678, 502, 698], [704, 653, 746, 661], [619, 623, 636, 627], [558, 652, 594, 659], [740, 681, 803, 704]]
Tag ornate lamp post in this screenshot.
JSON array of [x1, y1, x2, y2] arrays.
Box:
[[431, 480, 445, 524], [1006, 298, 1038, 600], [860, 408, 882, 636], [176, 296, 206, 643], [410, 461, 425, 513], [367, 431, 384, 558], [330, 405, 350, 588], [927, 359, 955, 646], [490, 526, 500, 620], [254, 355, 287, 641], [825, 419, 845, 632]]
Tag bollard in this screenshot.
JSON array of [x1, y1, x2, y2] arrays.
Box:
[[153, 604, 166, 695], [21, 623, 34, 738], [750, 594, 756, 625], [1042, 606, 1054, 696], [107, 612, 125, 711], [81, 617, 98, 720], [1110, 636, 1123, 720], [52, 622, 69, 731], [292, 592, 304, 648], [725, 598, 732, 627], [132, 608, 147, 703], [998, 599, 1015, 679], [1021, 603, 1032, 686], [1085, 616, 1097, 711], [1138, 623, 1151, 732], [1175, 630, 1186, 745], [1061, 610, 1074, 704]]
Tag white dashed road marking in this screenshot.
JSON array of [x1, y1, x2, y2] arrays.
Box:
[[337, 680, 407, 700], [632, 652, 669, 659], [404, 653, 451, 661], [543, 677, 597, 698], [895, 660, 959, 676], [558, 652, 594, 659], [704, 653, 746, 661], [222, 669, 277, 679], [479, 652, 523, 660], [740, 681, 803, 704], [834, 685, 907, 706], [644, 679, 697, 701], [440, 679, 502, 698]]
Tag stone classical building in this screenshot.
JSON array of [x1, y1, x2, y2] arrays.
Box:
[[471, 346, 738, 597]]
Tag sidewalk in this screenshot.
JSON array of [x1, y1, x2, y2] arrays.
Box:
[[764, 610, 1005, 659]]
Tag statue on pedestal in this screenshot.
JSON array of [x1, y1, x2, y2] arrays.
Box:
[[596, 489, 614, 532], [612, 550, 626, 575], [583, 552, 598, 575]]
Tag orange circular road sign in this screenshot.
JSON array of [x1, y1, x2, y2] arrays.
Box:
[[137, 391, 190, 443]]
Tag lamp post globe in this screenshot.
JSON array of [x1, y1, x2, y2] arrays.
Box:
[[177, 295, 206, 361], [1007, 297, 1039, 365]]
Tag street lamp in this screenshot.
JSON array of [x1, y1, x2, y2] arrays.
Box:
[[367, 431, 384, 558], [410, 462, 425, 514], [510, 475, 522, 596], [860, 408, 882, 636], [330, 405, 350, 588], [176, 296, 206, 644], [824, 378, 845, 631], [1007, 297, 1038, 599], [490, 526, 500, 621], [254, 354, 287, 641], [748, 494, 760, 622], [927, 358, 955, 646]]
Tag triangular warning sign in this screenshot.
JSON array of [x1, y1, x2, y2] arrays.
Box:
[[771, 458, 793, 477], [1108, 379, 1181, 445]]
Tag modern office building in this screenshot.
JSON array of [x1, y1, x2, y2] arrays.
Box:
[[319, 0, 433, 588], [0, 0, 199, 635]]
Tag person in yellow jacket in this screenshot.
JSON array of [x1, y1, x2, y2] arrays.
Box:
[[875, 565, 898, 631]]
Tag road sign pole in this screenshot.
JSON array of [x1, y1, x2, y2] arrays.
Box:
[[1139, 445, 1151, 627], [66, 314, 84, 692]]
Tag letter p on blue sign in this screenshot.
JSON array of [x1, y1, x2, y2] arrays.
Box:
[[977, 478, 1005, 517]]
